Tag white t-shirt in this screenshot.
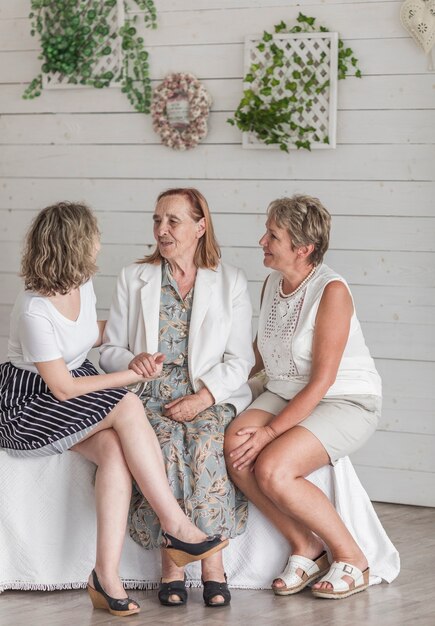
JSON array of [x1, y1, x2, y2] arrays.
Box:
[[7, 280, 99, 373]]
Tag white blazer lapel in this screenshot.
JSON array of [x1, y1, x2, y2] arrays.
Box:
[[189, 268, 216, 349], [139, 264, 161, 354]]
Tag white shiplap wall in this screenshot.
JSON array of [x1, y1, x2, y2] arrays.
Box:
[[0, 0, 434, 506]]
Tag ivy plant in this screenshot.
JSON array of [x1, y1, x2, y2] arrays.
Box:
[[23, 0, 157, 114], [228, 13, 362, 151]]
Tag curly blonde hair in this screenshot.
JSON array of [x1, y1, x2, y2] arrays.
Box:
[[21, 202, 100, 296], [267, 195, 331, 265], [140, 188, 221, 269]]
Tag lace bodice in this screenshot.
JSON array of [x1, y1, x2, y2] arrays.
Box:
[[259, 282, 307, 380]]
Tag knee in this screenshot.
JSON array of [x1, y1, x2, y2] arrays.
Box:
[[120, 391, 144, 411], [113, 391, 145, 426], [95, 429, 128, 467], [224, 423, 248, 475], [254, 452, 289, 500]]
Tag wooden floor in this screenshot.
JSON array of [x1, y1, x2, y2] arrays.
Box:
[[1, 502, 434, 626]]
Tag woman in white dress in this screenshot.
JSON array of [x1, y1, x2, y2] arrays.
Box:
[[225, 195, 382, 600]]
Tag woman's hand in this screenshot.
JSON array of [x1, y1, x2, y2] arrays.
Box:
[[229, 425, 276, 471], [128, 352, 165, 379], [164, 388, 214, 422]]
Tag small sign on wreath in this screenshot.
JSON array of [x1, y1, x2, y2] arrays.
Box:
[[151, 73, 212, 150]]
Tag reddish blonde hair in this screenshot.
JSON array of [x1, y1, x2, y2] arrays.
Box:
[[140, 188, 221, 269]]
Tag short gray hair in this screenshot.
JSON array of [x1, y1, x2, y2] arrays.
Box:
[[267, 195, 331, 265]]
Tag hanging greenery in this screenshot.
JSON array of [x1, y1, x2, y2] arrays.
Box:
[[23, 0, 157, 114], [228, 13, 362, 151]]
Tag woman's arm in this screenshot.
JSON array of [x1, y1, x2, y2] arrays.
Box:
[[230, 281, 353, 469], [36, 354, 164, 402], [249, 275, 268, 377], [93, 320, 106, 348]]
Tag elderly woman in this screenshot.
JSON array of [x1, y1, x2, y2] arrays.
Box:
[[0, 202, 227, 618], [100, 188, 254, 607], [225, 195, 382, 600]]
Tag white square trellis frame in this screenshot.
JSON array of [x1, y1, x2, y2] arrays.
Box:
[[42, 0, 125, 90], [243, 32, 338, 150]]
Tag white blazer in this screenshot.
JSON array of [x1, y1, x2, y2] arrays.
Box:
[[100, 261, 255, 414]]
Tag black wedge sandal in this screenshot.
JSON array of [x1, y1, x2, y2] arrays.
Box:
[[87, 569, 140, 617], [202, 574, 231, 607], [162, 531, 229, 567], [158, 578, 188, 606]]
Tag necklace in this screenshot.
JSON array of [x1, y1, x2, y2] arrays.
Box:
[[279, 265, 317, 299]]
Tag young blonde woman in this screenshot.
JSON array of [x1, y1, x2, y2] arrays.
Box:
[[0, 202, 227, 617]]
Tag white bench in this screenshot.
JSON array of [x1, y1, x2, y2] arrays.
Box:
[[0, 450, 399, 592]]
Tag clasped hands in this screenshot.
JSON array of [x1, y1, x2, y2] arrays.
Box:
[[129, 352, 164, 380], [128, 352, 213, 422]]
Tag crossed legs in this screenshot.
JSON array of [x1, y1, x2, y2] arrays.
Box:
[[72, 392, 212, 606], [224, 408, 368, 591], [72, 430, 132, 602]]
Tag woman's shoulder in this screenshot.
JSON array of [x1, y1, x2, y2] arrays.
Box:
[[214, 261, 248, 287], [10, 291, 53, 333], [313, 264, 348, 289], [120, 261, 160, 281], [217, 260, 239, 276], [17, 290, 50, 317]]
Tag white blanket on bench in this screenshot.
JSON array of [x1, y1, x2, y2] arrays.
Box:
[[0, 451, 399, 592]]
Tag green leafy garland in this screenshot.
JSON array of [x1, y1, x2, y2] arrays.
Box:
[[228, 13, 362, 151], [23, 0, 157, 114]]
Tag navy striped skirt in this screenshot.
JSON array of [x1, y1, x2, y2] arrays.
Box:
[[0, 360, 128, 457]]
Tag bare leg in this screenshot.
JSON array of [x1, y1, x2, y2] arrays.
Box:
[[160, 549, 186, 603], [254, 425, 368, 589], [225, 410, 324, 560], [77, 392, 209, 544], [159, 550, 226, 605], [201, 551, 226, 605], [71, 430, 134, 605], [225, 409, 367, 590]]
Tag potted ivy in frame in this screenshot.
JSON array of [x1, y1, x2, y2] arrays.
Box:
[[23, 0, 157, 114], [228, 13, 362, 152]]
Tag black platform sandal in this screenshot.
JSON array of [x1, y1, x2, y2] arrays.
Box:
[[87, 569, 140, 617], [162, 531, 229, 567], [202, 574, 231, 607], [158, 578, 188, 606]]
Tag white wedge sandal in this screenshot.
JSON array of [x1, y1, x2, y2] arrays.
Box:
[[272, 552, 330, 596], [311, 561, 370, 599]]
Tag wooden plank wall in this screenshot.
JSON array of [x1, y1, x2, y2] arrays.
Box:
[[0, 0, 434, 506]]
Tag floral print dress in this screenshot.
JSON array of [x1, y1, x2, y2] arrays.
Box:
[[129, 263, 247, 549]]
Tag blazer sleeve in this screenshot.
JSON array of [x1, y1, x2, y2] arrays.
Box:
[[198, 268, 255, 403], [99, 267, 135, 373]]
